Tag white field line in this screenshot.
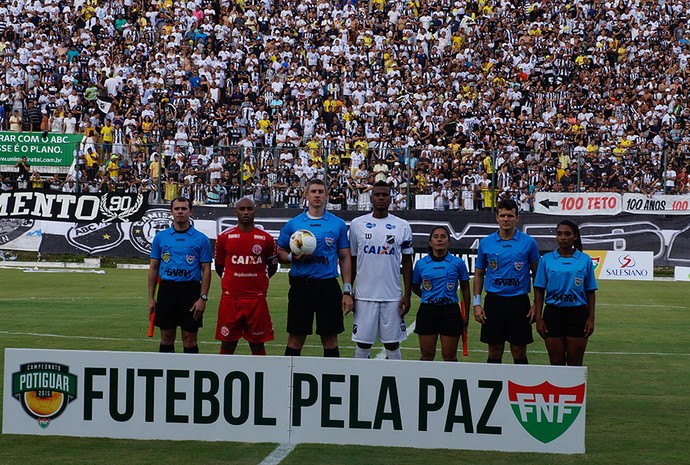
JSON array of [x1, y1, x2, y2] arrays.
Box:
[[2, 330, 687, 465], [0, 297, 687, 310], [374, 321, 417, 359], [259, 320, 418, 464], [257, 443, 296, 465], [0, 296, 146, 302], [2, 330, 689, 357]]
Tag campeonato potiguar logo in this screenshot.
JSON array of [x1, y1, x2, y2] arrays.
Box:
[[508, 381, 585, 444], [12, 362, 77, 428]]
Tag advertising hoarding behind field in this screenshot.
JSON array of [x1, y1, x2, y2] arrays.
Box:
[[587, 251, 654, 281], [3, 349, 587, 454], [1, 201, 689, 266], [0, 132, 82, 167]]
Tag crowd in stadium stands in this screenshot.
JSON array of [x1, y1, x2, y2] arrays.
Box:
[[1, 0, 690, 211]]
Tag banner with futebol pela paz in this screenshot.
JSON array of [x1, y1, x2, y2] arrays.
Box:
[[3, 349, 587, 454], [0, 132, 83, 167]]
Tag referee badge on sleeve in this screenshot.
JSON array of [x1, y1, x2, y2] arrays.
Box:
[[489, 258, 498, 270], [186, 255, 195, 264], [162, 252, 171, 263], [574, 277, 583, 287], [423, 279, 432, 291], [514, 261, 524, 271], [447, 282, 455, 290]]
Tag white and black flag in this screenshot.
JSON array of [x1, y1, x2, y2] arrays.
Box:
[[96, 95, 114, 115]]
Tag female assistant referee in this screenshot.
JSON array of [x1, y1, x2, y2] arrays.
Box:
[[411, 226, 471, 361], [533, 220, 597, 366]]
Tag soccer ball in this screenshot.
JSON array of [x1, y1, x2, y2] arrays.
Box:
[[24, 391, 65, 417], [290, 229, 317, 255]]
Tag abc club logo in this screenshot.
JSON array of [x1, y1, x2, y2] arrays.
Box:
[[12, 362, 77, 429], [508, 381, 585, 444]]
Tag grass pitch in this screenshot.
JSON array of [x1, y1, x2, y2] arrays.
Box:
[[0, 268, 688, 464]]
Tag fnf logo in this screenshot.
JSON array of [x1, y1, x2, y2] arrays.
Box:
[[508, 381, 585, 444]]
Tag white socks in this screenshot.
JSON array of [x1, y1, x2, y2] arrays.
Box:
[[354, 347, 371, 359]]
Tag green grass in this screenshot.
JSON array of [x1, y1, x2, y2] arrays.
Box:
[[1, 269, 689, 464]]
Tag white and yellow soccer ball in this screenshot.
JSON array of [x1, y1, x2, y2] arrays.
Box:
[[289, 229, 317, 255]]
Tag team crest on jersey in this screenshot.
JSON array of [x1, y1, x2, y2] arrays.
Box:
[[162, 252, 171, 263], [423, 279, 432, 291], [325, 237, 334, 247], [514, 261, 524, 271], [489, 258, 498, 270], [252, 244, 263, 255], [220, 326, 230, 337], [386, 234, 395, 244], [574, 277, 583, 287], [186, 255, 195, 264], [446, 282, 455, 291], [385, 224, 396, 230]]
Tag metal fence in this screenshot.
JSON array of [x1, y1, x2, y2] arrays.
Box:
[[1, 138, 687, 212]]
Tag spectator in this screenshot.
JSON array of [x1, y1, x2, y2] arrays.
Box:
[[2, 0, 687, 208]]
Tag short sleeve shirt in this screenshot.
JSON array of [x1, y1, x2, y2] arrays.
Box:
[[277, 210, 349, 279], [215, 226, 277, 297], [534, 249, 597, 307], [412, 254, 470, 305], [350, 213, 413, 301], [475, 230, 540, 296], [150, 225, 212, 282]]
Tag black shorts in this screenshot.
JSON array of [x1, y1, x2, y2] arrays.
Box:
[[480, 293, 533, 345], [156, 280, 203, 332], [414, 303, 463, 337], [543, 304, 589, 338], [287, 276, 344, 336]]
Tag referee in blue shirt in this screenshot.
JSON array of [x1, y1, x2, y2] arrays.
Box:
[[412, 226, 471, 361], [534, 220, 597, 366], [473, 199, 540, 364], [277, 179, 353, 357], [148, 197, 212, 353]]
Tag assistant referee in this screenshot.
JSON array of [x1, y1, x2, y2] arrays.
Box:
[[148, 197, 212, 353]]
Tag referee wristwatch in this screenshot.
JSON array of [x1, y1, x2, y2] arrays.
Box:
[[200, 294, 209, 301]]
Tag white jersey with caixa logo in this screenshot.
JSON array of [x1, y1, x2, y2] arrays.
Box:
[[350, 213, 413, 301]]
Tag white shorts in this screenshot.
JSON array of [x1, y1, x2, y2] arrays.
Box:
[[351, 300, 407, 344]]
